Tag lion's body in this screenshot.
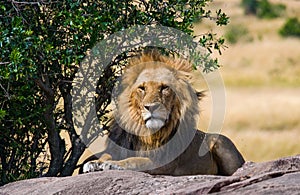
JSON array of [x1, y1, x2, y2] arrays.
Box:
[[83, 52, 245, 176]]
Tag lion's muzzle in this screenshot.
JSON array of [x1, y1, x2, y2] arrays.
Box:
[[141, 102, 169, 132]]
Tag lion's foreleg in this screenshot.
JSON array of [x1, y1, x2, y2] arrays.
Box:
[[108, 157, 153, 171]]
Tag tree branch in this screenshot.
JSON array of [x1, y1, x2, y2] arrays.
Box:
[[35, 76, 65, 177], [34, 78, 54, 97], [59, 81, 85, 176]]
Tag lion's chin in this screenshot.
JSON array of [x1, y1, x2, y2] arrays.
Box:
[[145, 119, 165, 133]]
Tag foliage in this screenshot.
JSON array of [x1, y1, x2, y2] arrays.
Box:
[[241, 0, 285, 19], [279, 17, 300, 38], [257, 0, 285, 19], [225, 25, 250, 44], [0, 80, 47, 185], [0, 0, 228, 185]]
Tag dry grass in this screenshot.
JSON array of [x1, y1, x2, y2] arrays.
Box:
[[224, 129, 300, 162], [223, 88, 300, 162], [220, 39, 300, 87], [224, 88, 300, 131], [194, 0, 300, 162]]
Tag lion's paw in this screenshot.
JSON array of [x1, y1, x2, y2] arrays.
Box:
[[83, 161, 102, 173], [83, 161, 124, 173]]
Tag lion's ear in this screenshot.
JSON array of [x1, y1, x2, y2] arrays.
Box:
[[196, 91, 205, 100]]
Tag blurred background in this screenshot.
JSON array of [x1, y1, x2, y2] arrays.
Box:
[[195, 0, 300, 162]]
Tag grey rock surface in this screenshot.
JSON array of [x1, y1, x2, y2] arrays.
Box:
[[1, 155, 299, 195]]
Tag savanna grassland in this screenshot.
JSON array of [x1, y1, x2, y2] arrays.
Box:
[[195, 0, 300, 162]]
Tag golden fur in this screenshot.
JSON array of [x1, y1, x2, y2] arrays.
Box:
[[83, 52, 245, 176]]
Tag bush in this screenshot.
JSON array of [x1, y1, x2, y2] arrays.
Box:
[[280, 18, 300, 38], [241, 0, 285, 19], [257, 0, 286, 19], [225, 25, 250, 44]]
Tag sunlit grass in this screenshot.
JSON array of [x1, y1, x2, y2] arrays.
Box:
[[224, 75, 300, 88], [223, 129, 300, 162], [223, 88, 300, 130]]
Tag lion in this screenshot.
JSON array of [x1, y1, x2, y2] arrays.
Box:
[[82, 51, 245, 176]]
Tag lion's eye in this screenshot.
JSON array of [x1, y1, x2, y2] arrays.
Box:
[[138, 86, 145, 90], [137, 86, 145, 93], [161, 85, 169, 90], [160, 85, 170, 94]]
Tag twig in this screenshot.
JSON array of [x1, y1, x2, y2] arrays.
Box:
[[35, 78, 54, 97], [11, 0, 47, 5], [0, 83, 10, 100]]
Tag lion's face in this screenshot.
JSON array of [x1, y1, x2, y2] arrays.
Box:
[[115, 53, 200, 142], [131, 81, 178, 132]]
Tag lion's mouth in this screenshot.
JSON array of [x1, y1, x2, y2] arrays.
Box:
[[144, 116, 165, 122], [144, 117, 166, 131]]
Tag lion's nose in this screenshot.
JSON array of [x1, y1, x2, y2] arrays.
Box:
[[144, 103, 160, 113]]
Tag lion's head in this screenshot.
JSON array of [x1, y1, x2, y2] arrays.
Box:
[[133, 80, 177, 131], [113, 52, 202, 147]]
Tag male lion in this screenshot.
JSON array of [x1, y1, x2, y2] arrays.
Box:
[[83, 52, 245, 176]]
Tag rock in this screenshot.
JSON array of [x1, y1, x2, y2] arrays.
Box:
[[1, 155, 299, 194]]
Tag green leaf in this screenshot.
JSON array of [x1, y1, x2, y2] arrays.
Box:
[[0, 109, 7, 120]]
